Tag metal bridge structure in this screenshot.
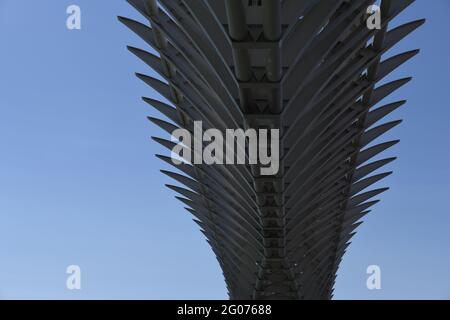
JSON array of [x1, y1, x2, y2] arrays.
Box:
[[119, 0, 423, 299]]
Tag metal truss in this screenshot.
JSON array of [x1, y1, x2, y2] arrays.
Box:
[[119, 0, 424, 299]]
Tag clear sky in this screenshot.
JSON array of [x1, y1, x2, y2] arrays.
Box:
[[0, 0, 449, 300]]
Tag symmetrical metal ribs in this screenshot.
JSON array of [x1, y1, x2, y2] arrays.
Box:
[[120, 0, 423, 299]]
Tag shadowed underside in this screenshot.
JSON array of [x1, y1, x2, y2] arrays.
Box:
[[119, 0, 423, 299]]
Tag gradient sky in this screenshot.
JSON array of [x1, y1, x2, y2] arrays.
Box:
[[0, 0, 449, 300]]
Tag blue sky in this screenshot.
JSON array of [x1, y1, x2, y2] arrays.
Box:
[[0, 1, 448, 299]]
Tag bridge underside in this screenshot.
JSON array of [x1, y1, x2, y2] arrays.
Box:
[[120, 0, 423, 299]]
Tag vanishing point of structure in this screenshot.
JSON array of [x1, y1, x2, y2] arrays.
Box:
[[120, 0, 423, 299]]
